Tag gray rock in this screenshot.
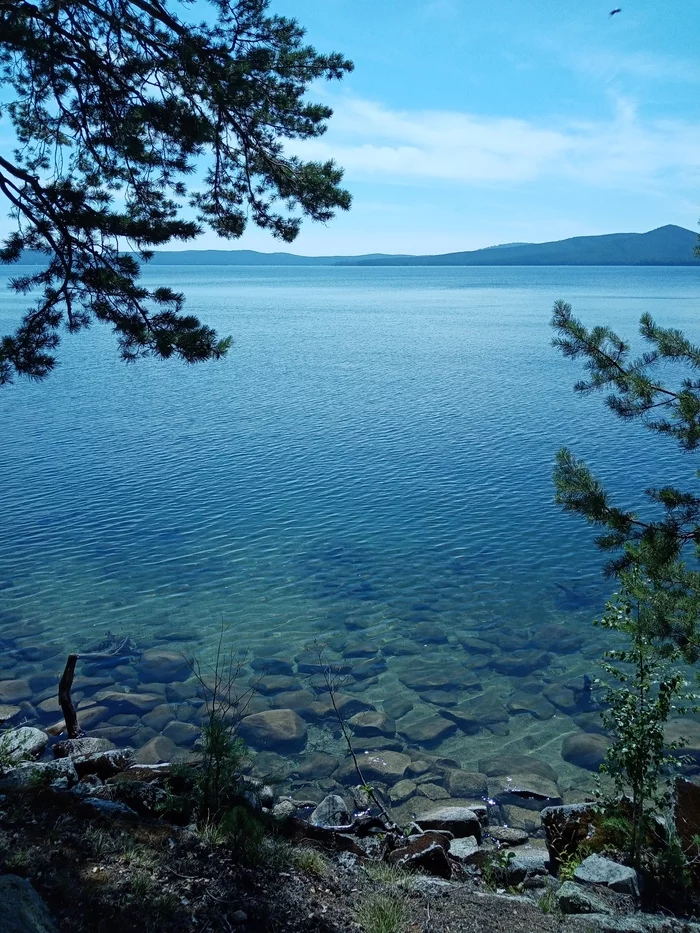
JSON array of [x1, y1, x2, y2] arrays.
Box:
[[382, 696, 413, 720], [487, 826, 529, 846], [561, 916, 700, 933], [478, 753, 557, 782], [448, 835, 481, 863], [556, 880, 612, 915], [72, 748, 135, 779], [490, 773, 563, 811], [162, 721, 200, 747], [81, 796, 139, 819], [541, 803, 599, 873], [310, 793, 350, 828], [238, 709, 307, 752], [0, 758, 78, 790], [390, 779, 417, 804], [574, 854, 640, 897], [0, 680, 32, 703], [135, 735, 179, 765], [495, 851, 549, 885], [94, 691, 164, 714], [0, 875, 59, 933], [0, 727, 48, 764], [0, 704, 22, 724], [52, 737, 115, 759], [387, 831, 452, 879], [398, 715, 457, 746], [415, 806, 482, 842], [273, 799, 297, 820]]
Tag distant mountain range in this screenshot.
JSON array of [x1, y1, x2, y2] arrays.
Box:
[[344, 225, 699, 266], [13, 225, 699, 267]]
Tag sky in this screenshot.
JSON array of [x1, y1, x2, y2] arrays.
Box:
[[2, 1, 700, 255], [228, 0, 700, 255]]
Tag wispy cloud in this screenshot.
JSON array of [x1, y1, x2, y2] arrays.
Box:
[[294, 95, 700, 196]]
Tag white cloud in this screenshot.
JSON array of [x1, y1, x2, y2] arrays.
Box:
[[294, 94, 700, 195]]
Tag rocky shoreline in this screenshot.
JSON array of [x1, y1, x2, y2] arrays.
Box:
[[1, 720, 700, 933]]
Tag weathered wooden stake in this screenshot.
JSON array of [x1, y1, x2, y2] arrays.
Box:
[[58, 653, 83, 739]]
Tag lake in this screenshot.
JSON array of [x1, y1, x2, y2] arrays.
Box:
[[1, 264, 698, 812]]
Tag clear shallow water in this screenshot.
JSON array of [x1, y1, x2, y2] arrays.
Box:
[[1, 265, 699, 804]]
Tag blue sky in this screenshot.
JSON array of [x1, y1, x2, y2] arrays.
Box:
[[2, 1, 699, 255], [228, 0, 700, 254]]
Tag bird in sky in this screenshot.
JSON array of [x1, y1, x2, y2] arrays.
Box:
[[609, 8, 622, 15]]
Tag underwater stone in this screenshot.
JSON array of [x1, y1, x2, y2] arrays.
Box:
[[412, 623, 449, 644], [478, 753, 557, 783], [0, 704, 21, 724], [351, 737, 404, 753], [292, 752, 338, 780], [348, 711, 396, 738], [0, 680, 32, 703], [162, 721, 200, 746], [94, 690, 164, 714], [390, 779, 418, 804], [543, 683, 579, 714], [507, 692, 556, 720], [382, 696, 413, 720], [416, 782, 450, 801], [398, 715, 457, 747], [382, 639, 422, 656], [666, 719, 700, 765], [492, 651, 552, 677], [256, 675, 300, 696], [250, 657, 294, 676], [458, 636, 496, 654], [561, 733, 609, 772], [352, 656, 387, 679], [140, 703, 176, 732], [333, 750, 411, 785], [303, 693, 372, 722], [238, 709, 307, 753], [489, 773, 563, 810], [398, 665, 466, 692], [134, 735, 178, 765], [444, 769, 488, 798], [343, 641, 379, 658], [138, 649, 191, 683]]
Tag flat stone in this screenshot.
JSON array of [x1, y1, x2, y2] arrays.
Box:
[[416, 806, 482, 841], [72, 748, 135, 779], [348, 711, 396, 738], [507, 691, 556, 720], [574, 854, 640, 897], [382, 696, 413, 720], [310, 793, 350, 828], [562, 733, 608, 772], [94, 691, 164, 713], [0, 680, 32, 703], [416, 782, 450, 800], [390, 779, 417, 804], [0, 726, 48, 763], [53, 737, 115, 759], [490, 773, 563, 810], [334, 750, 411, 785], [444, 769, 488, 798], [134, 735, 178, 765], [488, 826, 529, 846], [292, 752, 338, 780], [398, 715, 457, 746], [250, 657, 295, 676], [398, 665, 466, 692], [238, 709, 307, 752], [543, 684, 579, 714], [557, 880, 612, 915], [256, 675, 300, 695], [138, 649, 191, 683], [0, 875, 59, 933], [492, 651, 551, 676], [478, 753, 557, 782], [303, 694, 372, 722]]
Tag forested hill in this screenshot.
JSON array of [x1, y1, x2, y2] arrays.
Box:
[[345, 225, 699, 266]]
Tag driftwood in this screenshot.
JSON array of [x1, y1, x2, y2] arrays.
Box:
[[58, 654, 83, 739]]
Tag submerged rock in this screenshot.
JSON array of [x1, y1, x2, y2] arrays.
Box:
[[444, 769, 488, 798], [138, 649, 191, 683], [561, 733, 608, 772], [0, 679, 32, 703], [238, 709, 307, 752], [334, 750, 411, 785], [348, 711, 396, 738], [398, 715, 457, 746]]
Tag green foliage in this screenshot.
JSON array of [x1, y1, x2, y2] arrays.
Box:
[[363, 861, 411, 888], [356, 892, 410, 933], [0, 0, 352, 383], [551, 300, 700, 659], [595, 572, 699, 868], [292, 847, 331, 878]]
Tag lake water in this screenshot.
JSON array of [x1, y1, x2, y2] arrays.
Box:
[[1, 264, 698, 814]]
